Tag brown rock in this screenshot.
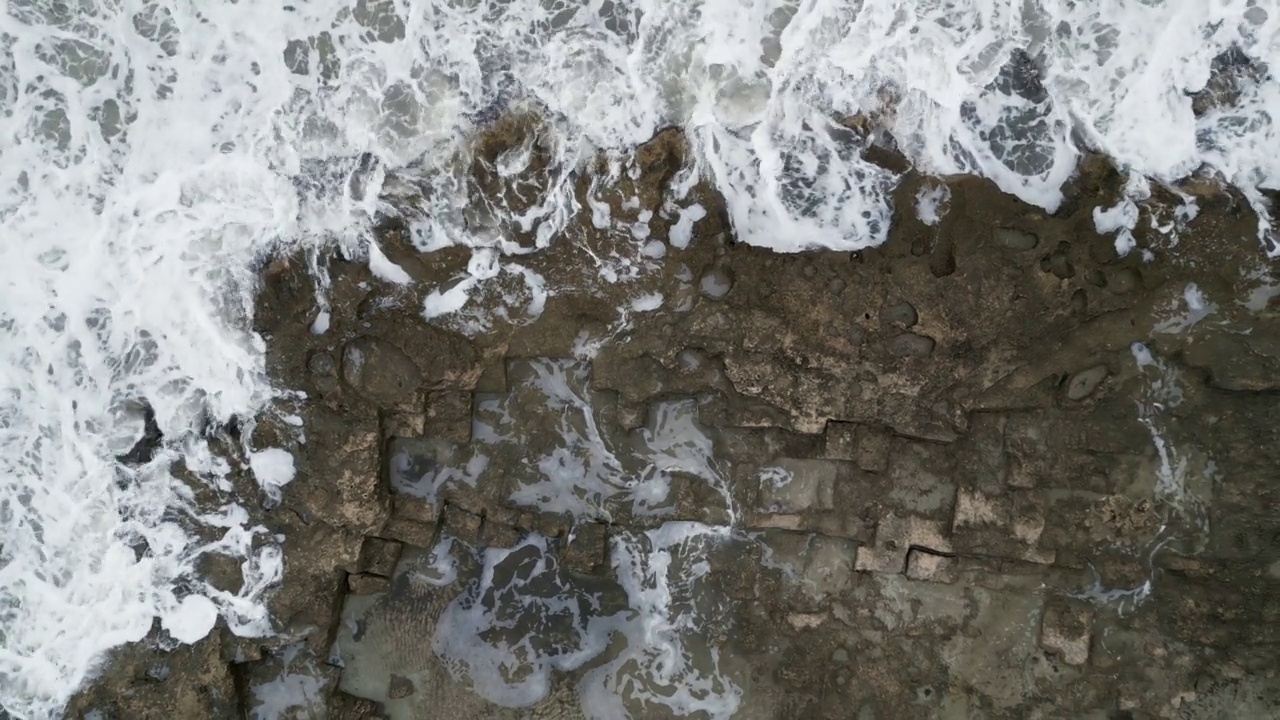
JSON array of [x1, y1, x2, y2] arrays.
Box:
[[888, 332, 935, 357], [424, 390, 474, 443], [358, 537, 403, 577], [995, 227, 1039, 250], [1066, 365, 1110, 400], [440, 504, 483, 544], [562, 523, 608, 574], [388, 674, 416, 699], [857, 429, 891, 473], [1040, 600, 1094, 665], [880, 300, 919, 328], [822, 421, 860, 461], [284, 406, 390, 544], [340, 336, 424, 408], [856, 515, 951, 574], [905, 549, 957, 583], [348, 573, 392, 595]]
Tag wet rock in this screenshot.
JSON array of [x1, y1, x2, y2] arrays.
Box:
[[480, 516, 522, 548], [995, 228, 1039, 250], [1040, 600, 1094, 666], [952, 487, 1008, 527], [671, 280, 699, 312], [631, 127, 690, 211], [1109, 268, 1141, 294], [387, 674, 415, 699], [879, 300, 918, 328], [1182, 333, 1280, 392], [821, 422, 860, 461], [561, 522, 608, 574], [207, 139, 1280, 720], [439, 504, 482, 544], [856, 430, 891, 474], [698, 266, 734, 300], [330, 692, 388, 720], [1066, 365, 1109, 400], [349, 573, 392, 595], [766, 531, 858, 602], [381, 411, 425, 439], [349, 309, 479, 391], [1071, 288, 1089, 314], [340, 337, 423, 408], [358, 537, 403, 577], [668, 471, 734, 526], [855, 514, 951, 574], [466, 113, 561, 248], [308, 351, 337, 376], [424, 390, 473, 444], [65, 630, 238, 720], [197, 552, 245, 595], [294, 405, 389, 534], [380, 515, 436, 549], [1050, 254, 1075, 280], [929, 244, 957, 277], [307, 350, 341, 395], [238, 645, 338, 720], [885, 441, 956, 516], [888, 332, 935, 357], [115, 399, 164, 467], [756, 458, 839, 513], [906, 549, 957, 583]]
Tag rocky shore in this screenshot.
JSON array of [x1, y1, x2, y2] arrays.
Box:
[[66, 121, 1280, 719]]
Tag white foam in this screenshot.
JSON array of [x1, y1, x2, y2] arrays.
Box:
[[432, 536, 616, 707], [501, 361, 734, 522], [248, 645, 329, 720], [699, 272, 732, 300], [388, 444, 489, 504], [668, 204, 707, 250], [1094, 199, 1140, 235], [429, 524, 744, 718], [423, 279, 478, 319], [251, 671, 328, 720], [630, 292, 664, 312], [915, 184, 951, 226], [1095, 175, 1151, 257], [1153, 283, 1217, 334], [367, 241, 413, 285], [310, 310, 331, 336], [1070, 346, 1214, 612], [418, 537, 459, 588], [249, 448, 297, 501], [578, 523, 741, 719], [1240, 266, 1280, 313], [161, 595, 220, 645]]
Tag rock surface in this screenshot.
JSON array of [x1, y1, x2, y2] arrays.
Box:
[[67, 125, 1280, 719]]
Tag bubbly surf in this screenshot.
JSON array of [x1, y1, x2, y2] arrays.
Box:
[[1, 0, 1277, 716]]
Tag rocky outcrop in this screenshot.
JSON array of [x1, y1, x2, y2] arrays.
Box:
[[70, 124, 1280, 719]]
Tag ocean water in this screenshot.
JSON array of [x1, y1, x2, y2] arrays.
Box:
[[0, 0, 1277, 717]]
